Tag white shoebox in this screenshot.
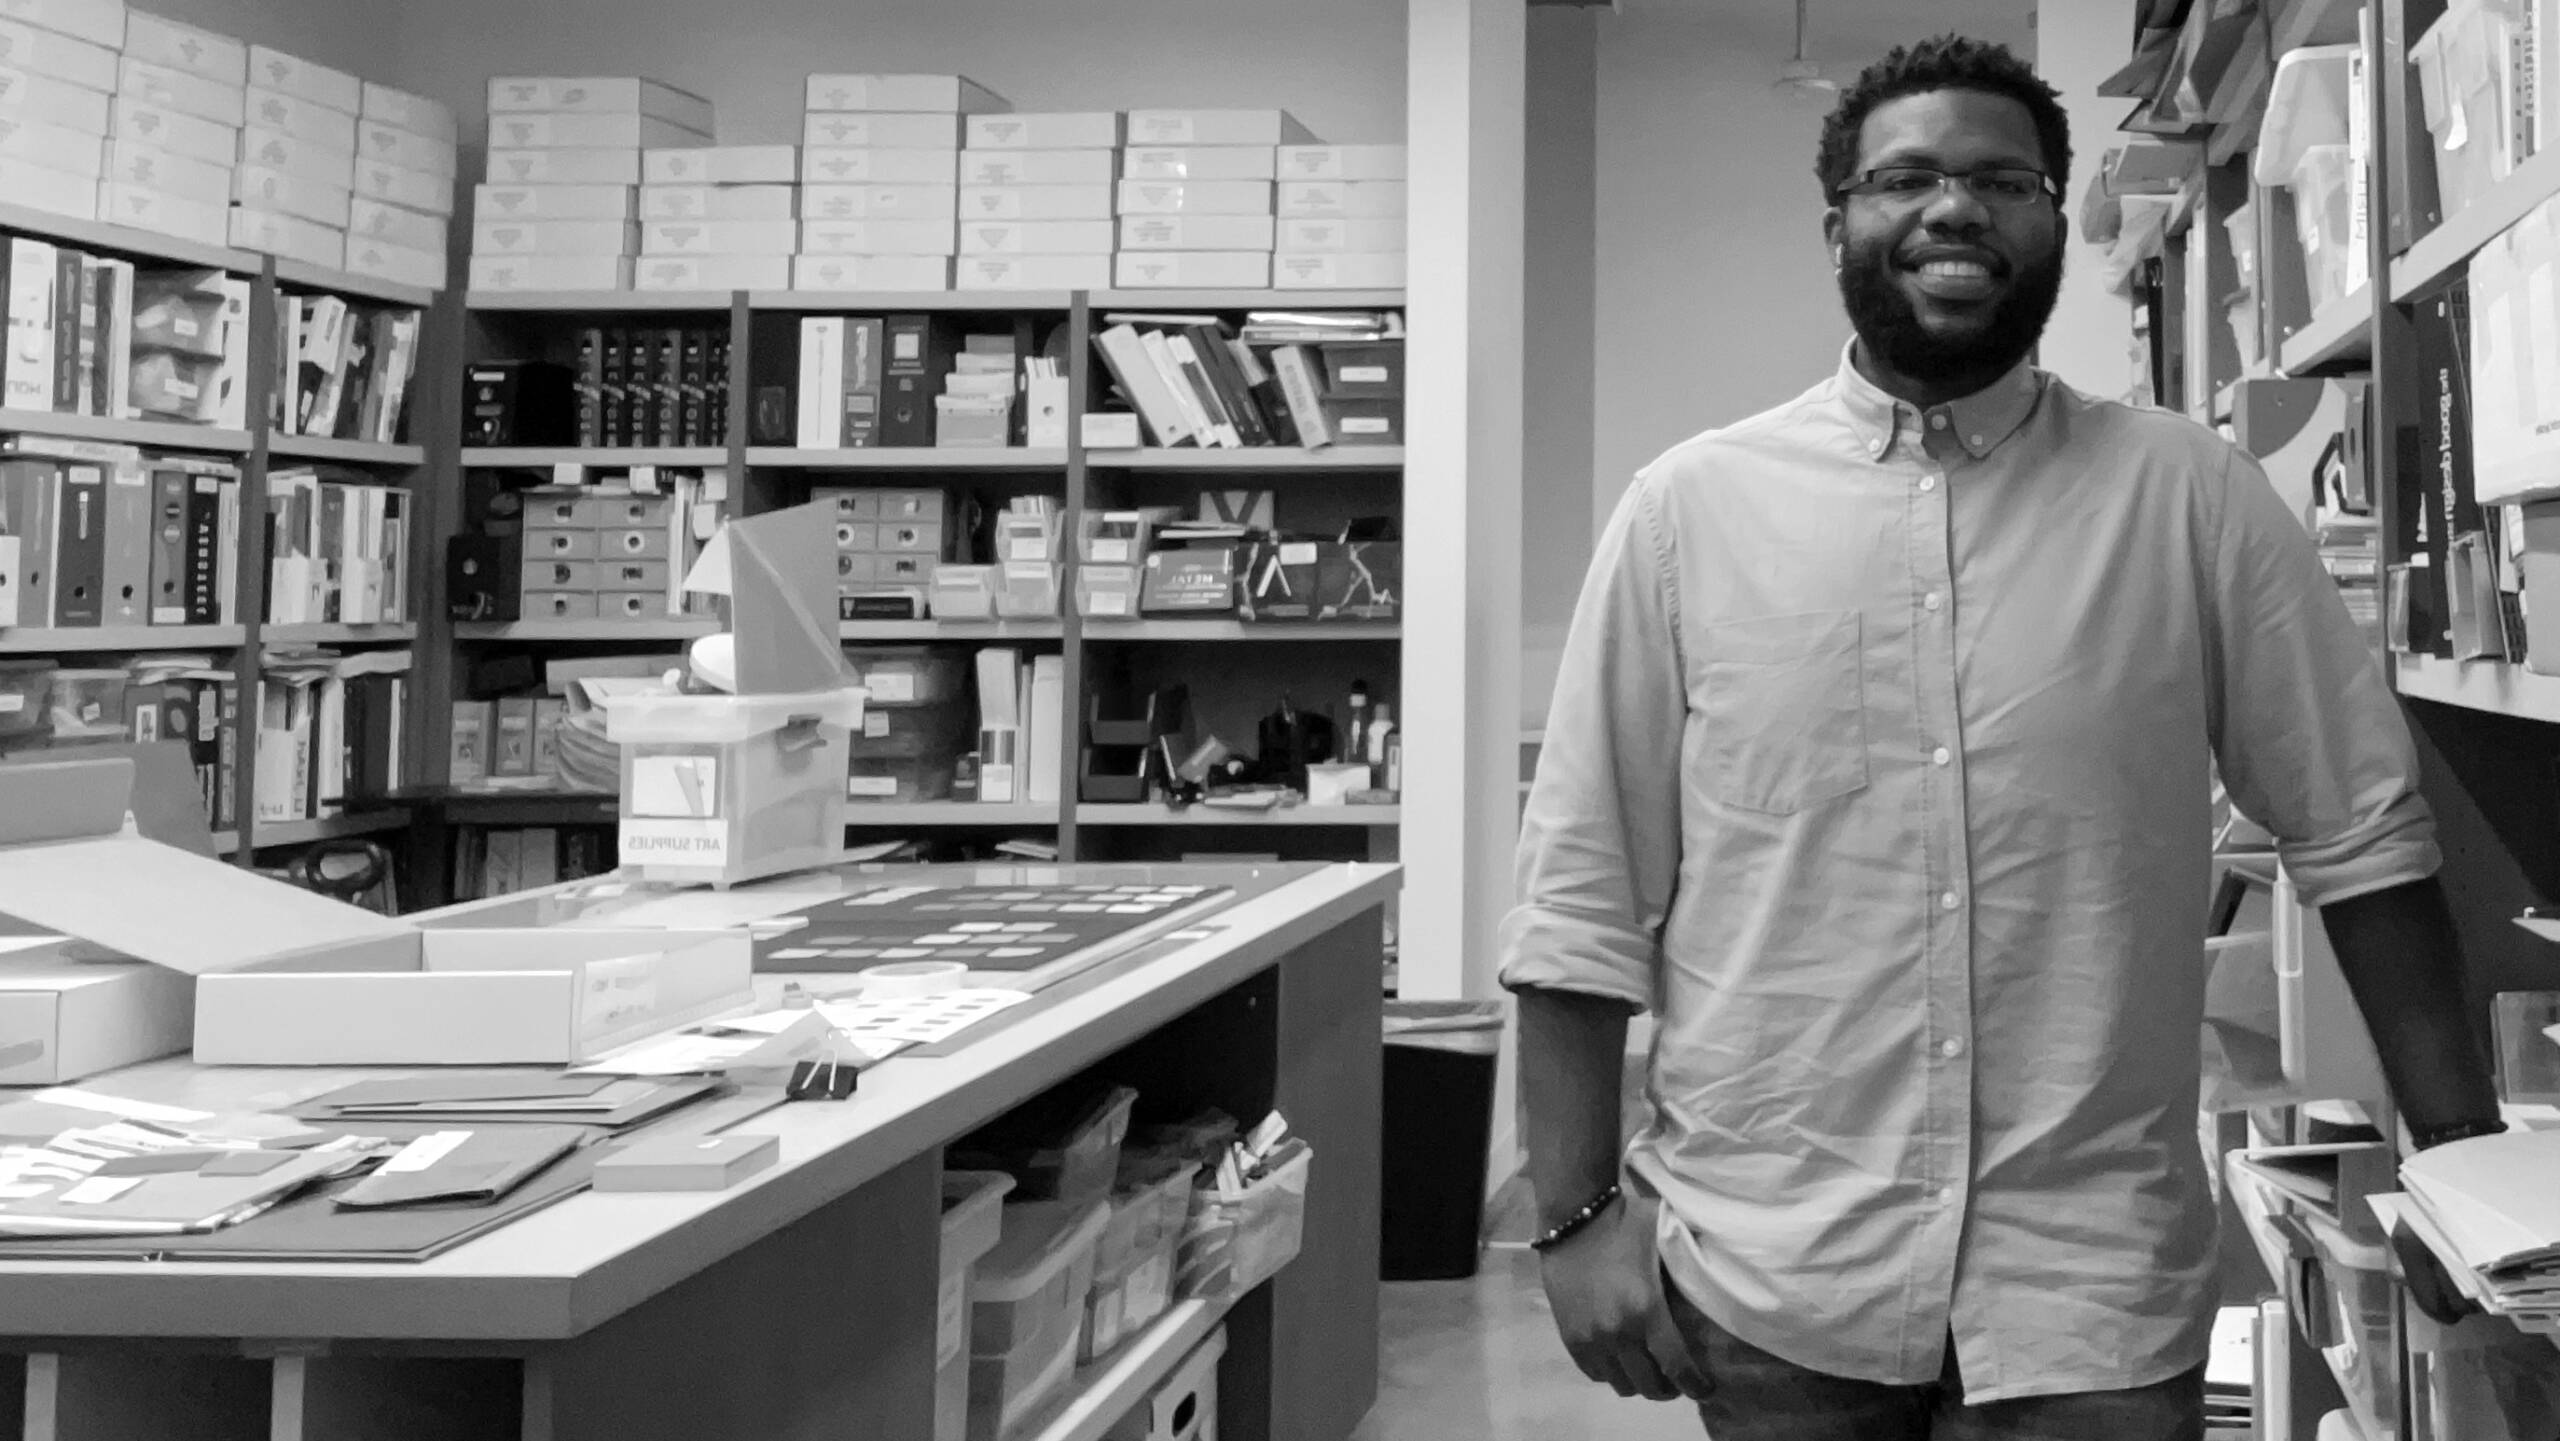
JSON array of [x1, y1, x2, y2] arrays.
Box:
[[960, 148, 1115, 187], [966, 111, 1122, 149], [358, 119, 455, 178], [802, 111, 962, 150], [1117, 179, 1272, 216], [643, 144, 796, 186], [1276, 216, 1404, 253], [360, 82, 455, 144], [1115, 251, 1271, 289], [356, 155, 454, 215], [487, 147, 641, 186], [98, 180, 220, 242], [1273, 251, 1405, 289], [489, 76, 714, 133], [0, 66, 109, 136], [634, 253, 790, 291], [0, 155, 94, 220], [643, 218, 795, 256], [230, 205, 343, 268], [0, 18, 115, 94], [240, 127, 353, 187], [118, 56, 243, 127], [1122, 146, 1277, 181], [960, 184, 1112, 221], [473, 218, 638, 256], [0, 114, 102, 175], [798, 183, 958, 221], [791, 253, 951, 291], [234, 162, 351, 228], [802, 147, 959, 185], [1, 0, 123, 51], [957, 253, 1109, 289], [0, 951, 193, 1086], [124, 11, 245, 85], [343, 234, 444, 291], [492, 111, 709, 152], [1126, 109, 1313, 146], [1119, 214, 1275, 251], [1277, 144, 1405, 181], [641, 183, 795, 221], [348, 197, 446, 253], [477, 182, 636, 221], [959, 219, 1112, 255], [105, 137, 223, 202], [1278, 180, 1405, 217], [244, 86, 354, 155], [111, 97, 230, 167], [797, 217, 956, 256], [805, 73, 1005, 113], [248, 45, 359, 115], [469, 253, 634, 291]]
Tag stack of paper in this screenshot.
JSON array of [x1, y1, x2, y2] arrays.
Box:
[[0, 1093, 361, 1239], [2393, 1128, 2560, 1320], [291, 1072, 722, 1131]]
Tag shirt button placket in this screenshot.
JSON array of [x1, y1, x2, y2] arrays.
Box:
[[1915, 455, 1973, 1290]]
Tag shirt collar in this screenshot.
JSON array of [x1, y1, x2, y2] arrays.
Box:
[[1832, 340, 2045, 463]]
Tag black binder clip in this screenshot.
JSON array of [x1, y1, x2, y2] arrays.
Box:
[[787, 1054, 858, 1102]]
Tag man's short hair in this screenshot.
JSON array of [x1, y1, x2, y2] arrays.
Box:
[[1815, 35, 2072, 207]]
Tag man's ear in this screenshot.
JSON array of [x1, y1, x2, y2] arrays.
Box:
[[1823, 207, 1844, 261]]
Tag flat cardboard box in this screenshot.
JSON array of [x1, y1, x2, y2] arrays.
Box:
[[244, 86, 355, 155], [641, 183, 794, 221], [490, 76, 715, 133], [356, 155, 454, 215], [1277, 143, 1405, 180], [0, 949, 193, 1084], [797, 183, 957, 221], [359, 81, 456, 144], [239, 126, 354, 187], [96, 180, 222, 242], [1115, 251, 1270, 289], [643, 144, 796, 186], [1126, 109, 1313, 147], [0, 17, 115, 94], [234, 162, 352, 228], [791, 253, 950, 292], [343, 234, 443, 291], [958, 253, 1110, 290], [0, 114, 102, 175], [110, 96, 234, 166], [473, 217, 638, 256], [358, 118, 455, 178], [492, 111, 708, 152], [247, 45, 359, 115], [965, 111, 1121, 149], [1122, 146, 1277, 181], [634, 253, 790, 291], [0, 65, 110, 135], [644, 217, 795, 256], [124, 10, 245, 85], [105, 137, 225, 203], [348, 196, 447, 252], [805, 73, 1005, 114], [797, 216, 956, 256], [1274, 251, 1405, 289], [1, 155, 95, 220], [3, 0, 126, 51], [802, 146, 959, 185], [959, 218, 1113, 255], [959, 183, 1112, 221], [1278, 180, 1406, 217], [477, 182, 636, 221], [469, 253, 634, 291], [801, 111, 962, 150], [1275, 216, 1403, 253], [593, 1133, 780, 1192], [958, 148, 1114, 187], [487, 146, 641, 187], [117, 56, 243, 127], [1116, 179, 1273, 216], [1119, 214, 1274, 252], [230, 205, 344, 268]]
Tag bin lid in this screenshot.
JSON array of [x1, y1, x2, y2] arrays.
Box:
[[942, 1170, 1016, 1268], [975, 1198, 1110, 1304], [2254, 44, 2358, 185]]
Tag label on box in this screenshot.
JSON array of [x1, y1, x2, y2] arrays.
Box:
[[1277, 255, 1337, 287], [1088, 590, 1130, 616], [1281, 541, 1318, 565], [937, 1268, 967, 1365], [1092, 539, 1131, 563], [1132, 114, 1194, 144], [863, 713, 892, 739], [621, 818, 729, 865], [580, 954, 661, 1039], [380, 1130, 471, 1173], [849, 775, 898, 797], [868, 673, 916, 703], [1341, 365, 1390, 384], [630, 754, 718, 816], [1341, 417, 1391, 435]]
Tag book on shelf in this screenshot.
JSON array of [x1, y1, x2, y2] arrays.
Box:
[[254, 648, 410, 824], [1091, 317, 1374, 451], [277, 295, 425, 444], [575, 323, 730, 449], [263, 469, 410, 625], [0, 442, 241, 627], [452, 824, 614, 901]]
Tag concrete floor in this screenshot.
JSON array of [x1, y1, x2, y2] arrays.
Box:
[[1350, 1247, 1705, 1441]]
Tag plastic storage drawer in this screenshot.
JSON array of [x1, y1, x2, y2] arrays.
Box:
[[971, 1198, 1109, 1355], [938, 1171, 1015, 1441]]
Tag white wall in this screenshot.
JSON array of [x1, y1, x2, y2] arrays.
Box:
[[2036, 0, 2140, 398], [1521, 8, 1598, 728]]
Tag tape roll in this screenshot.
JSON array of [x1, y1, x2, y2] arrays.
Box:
[[860, 960, 969, 998]]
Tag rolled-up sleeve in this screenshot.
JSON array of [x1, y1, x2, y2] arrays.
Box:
[[2206, 446, 2440, 905], [1499, 474, 1687, 1009]]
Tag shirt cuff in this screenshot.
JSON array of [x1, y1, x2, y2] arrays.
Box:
[[2278, 792, 2443, 907], [1497, 904, 1656, 1011]]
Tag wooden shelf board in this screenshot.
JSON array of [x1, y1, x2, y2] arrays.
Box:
[[845, 803, 1057, 826], [2391, 146, 2560, 301], [746, 447, 1068, 470], [0, 198, 257, 273], [0, 625, 244, 654], [1089, 289, 1405, 310], [266, 435, 428, 466], [1076, 803, 1400, 827], [247, 811, 414, 848], [0, 410, 251, 453], [2393, 653, 2560, 721], [1082, 620, 1401, 642], [749, 290, 1074, 311], [466, 291, 732, 311], [262, 623, 419, 646], [452, 619, 718, 642], [1090, 447, 1404, 471], [461, 447, 727, 468], [2277, 286, 2372, 376], [272, 257, 438, 309], [1020, 1299, 1229, 1441], [840, 620, 1064, 641]]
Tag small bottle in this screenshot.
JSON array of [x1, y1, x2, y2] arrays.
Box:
[[1344, 681, 1370, 765], [1382, 730, 1403, 797], [1367, 702, 1396, 774]]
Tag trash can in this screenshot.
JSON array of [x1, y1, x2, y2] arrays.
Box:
[[1380, 999, 1507, 1281]]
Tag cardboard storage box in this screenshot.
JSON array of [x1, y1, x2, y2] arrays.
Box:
[[1119, 214, 1273, 252], [966, 111, 1121, 149], [230, 206, 344, 268], [1126, 109, 1313, 146], [960, 149, 1113, 187], [634, 254, 791, 292], [798, 183, 959, 221], [1325, 395, 1401, 446], [960, 184, 1112, 221], [0, 70, 111, 137], [248, 45, 361, 114], [348, 196, 447, 252], [643, 183, 796, 221], [1278, 180, 1407, 218], [793, 254, 952, 291], [356, 155, 453, 214], [0, 115, 102, 175], [360, 81, 457, 143], [0, 17, 116, 93], [491, 111, 705, 152], [1115, 251, 1271, 289], [117, 57, 244, 127], [472, 218, 638, 256], [800, 217, 958, 255], [644, 144, 796, 186], [359, 118, 456, 176], [6, 158, 96, 221], [109, 98, 233, 166], [479, 182, 637, 221], [1116, 180, 1272, 216], [235, 163, 352, 228], [803, 111, 963, 150], [1277, 144, 1406, 180], [806, 73, 1005, 113], [246, 87, 357, 155], [486, 147, 642, 187], [643, 218, 797, 256], [344, 235, 445, 292], [1123, 146, 1276, 181], [1276, 217, 1403, 253], [97, 181, 221, 242], [0, 949, 193, 1084], [958, 254, 1110, 290], [124, 11, 246, 84], [803, 147, 959, 186], [1276, 252, 1404, 290], [960, 219, 1112, 255], [488, 76, 714, 133], [468, 253, 636, 291]]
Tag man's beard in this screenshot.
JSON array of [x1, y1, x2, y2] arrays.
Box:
[[1837, 235, 2064, 382]]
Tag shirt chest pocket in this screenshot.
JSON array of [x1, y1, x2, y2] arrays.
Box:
[[1694, 610, 1870, 814]]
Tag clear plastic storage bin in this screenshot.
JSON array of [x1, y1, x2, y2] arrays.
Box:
[[46, 669, 128, 741], [607, 687, 865, 888], [842, 647, 968, 707], [2291, 145, 2359, 315], [1177, 1140, 1311, 1302], [2303, 1215, 2397, 1441], [2413, 1, 2524, 220], [968, 1198, 1109, 1441], [953, 1084, 1140, 1206], [939, 1171, 1016, 1441], [0, 661, 54, 744]]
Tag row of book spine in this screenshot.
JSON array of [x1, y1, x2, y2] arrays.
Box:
[[253, 654, 408, 823], [279, 295, 423, 443], [749, 313, 949, 448], [453, 825, 615, 902], [1093, 320, 1334, 449], [263, 472, 408, 625], [0, 445, 241, 628], [2, 242, 252, 428], [574, 324, 730, 448], [445, 694, 569, 785]]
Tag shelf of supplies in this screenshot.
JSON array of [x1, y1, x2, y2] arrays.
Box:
[[262, 623, 418, 646], [1077, 803, 1399, 827], [271, 257, 438, 309], [1089, 289, 1405, 311], [0, 198, 258, 274], [0, 410, 251, 453], [452, 619, 718, 642], [265, 435, 428, 466], [746, 447, 1067, 470], [247, 811, 413, 848], [2391, 146, 2560, 301], [1082, 620, 1400, 642], [1022, 1298, 1230, 1441], [845, 803, 1056, 826], [840, 619, 1064, 641], [1091, 447, 1404, 471], [466, 290, 732, 311], [749, 289, 1074, 311], [0, 625, 244, 654], [212, 830, 239, 857], [2277, 286, 2372, 376], [461, 447, 727, 469], [2393, 652, 2560, 721]]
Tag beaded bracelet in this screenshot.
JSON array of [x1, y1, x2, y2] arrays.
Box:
[[1529, 1183, 1623, 1253]]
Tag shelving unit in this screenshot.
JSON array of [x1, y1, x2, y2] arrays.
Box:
[[1090, 447, 1405, 471], [2389, 145, 2560, 300], [266, 436, 429, 467], [2278, 286, 2373, 375], [461, 446, 726, 469], [263, 624, 422, 647], [745, 447, 1068, 470], [1084, 620, 1401, 642], [2390, 654, 2560, 722], [839, 620, 1064, 641], [247, 811, 414, 848], [750, 289, 1072, 312], [0, 410, 250, 453], [467, 291, 732, 312], [845, 803, 1056, 827], [1022, 1299, 1227, 1441], [452, 620, 719, 642], [1077, 804, 1400, 827], [0, 627, 246, 655]]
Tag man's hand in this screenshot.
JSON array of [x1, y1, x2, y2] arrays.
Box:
[[1538, 1192, 1711, 1402]]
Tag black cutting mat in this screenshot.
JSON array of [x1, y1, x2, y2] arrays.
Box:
[[754, 880, 1229, 974]]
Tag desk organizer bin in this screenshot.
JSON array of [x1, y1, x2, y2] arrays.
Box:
[[952, 1083, 1140, 1205], [2405, 1308, 2560, 1441], [2298, 1213, 2396, 1441], [1103, 1326, 1225, 1441], [1095, 1159, 1198, 1278], [967, 1198, 1109, 1440], [939, 1170, 1016, 1441], [607, 687, 864, 888], [0, 661, 53, 744], [2412, 0, 2520, 220], [1081, 1227, 1179, 1363], [848, 698, 971, 802], [2289, 146, 2358, 315], [47, 669, 129, 741], [1177, 1139, 1310, 1302], [843, 647, 968, 707]]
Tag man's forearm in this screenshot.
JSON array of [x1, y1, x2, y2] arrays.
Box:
[[1518, 986, 1636, 1229], [2321, 876, 2501, 1138]]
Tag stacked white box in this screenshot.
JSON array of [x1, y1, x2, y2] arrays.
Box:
[[952, 108, 1115, 292], [0, 3, 113, 221], [475, 76, 708, 291], [793, 75, 1002, 292], [1111, 111, 1313, 290], [1272, 145, 1404, 289], [639, 144, 796, 274]]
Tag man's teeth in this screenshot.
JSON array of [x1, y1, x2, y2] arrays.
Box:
[[1919, 260, 1992, 279]]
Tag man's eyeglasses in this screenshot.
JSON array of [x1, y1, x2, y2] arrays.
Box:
[[1841, 165, 2058, 208]]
